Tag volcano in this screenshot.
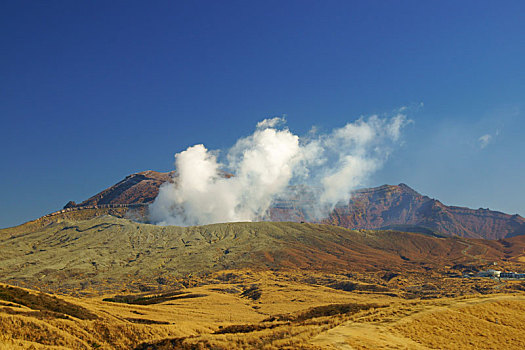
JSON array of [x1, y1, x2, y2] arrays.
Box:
[[49, 171, 525, 239]]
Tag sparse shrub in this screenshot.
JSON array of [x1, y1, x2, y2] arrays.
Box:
[[382, 272, 399, 281], [215, 272, 240, 282], [214, 323, 280, 334], [134, 337, 205, 350], [125, 318, 170, 325], [155, 277, 168, 285], [329, 281, 389, 293], [0, 285, 97, 320], [103, 291, 206, 305], [209, 287, 240, 294], [240, 285, 261, 300], [296, 303, 381, 321]]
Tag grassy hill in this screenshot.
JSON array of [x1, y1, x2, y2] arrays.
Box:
[[1, 216, 523, 293], [1, 216, 525, 348], [1, 275, 525, 349]]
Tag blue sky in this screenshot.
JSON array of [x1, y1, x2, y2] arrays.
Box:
[[1, 1, 524, 227]]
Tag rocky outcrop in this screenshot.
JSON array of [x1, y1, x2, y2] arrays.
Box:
[[323, 184, 525, 239], [65, 170, 174, 208]]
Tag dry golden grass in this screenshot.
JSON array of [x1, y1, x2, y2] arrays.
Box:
[[309, 295, 525, 350], [1, 270, 524, 349], [392, 297, 525, 349]]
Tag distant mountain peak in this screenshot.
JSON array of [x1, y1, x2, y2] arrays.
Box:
[[65, 170, 174, 209], [397, 183, 418, 192], [60, 171, 525, 240]]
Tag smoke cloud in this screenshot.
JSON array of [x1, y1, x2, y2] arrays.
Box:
[[149, 113, 410, 226]]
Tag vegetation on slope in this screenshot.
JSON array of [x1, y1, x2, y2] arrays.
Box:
[[0, 284, 97, 320], [1, 216, 523, 293], [103, 291, 207, 305]]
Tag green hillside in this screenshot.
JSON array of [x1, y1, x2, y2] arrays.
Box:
[[0, 216, 515, 294]]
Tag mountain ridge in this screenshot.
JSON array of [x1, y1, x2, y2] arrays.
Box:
[[50, 170, 525, 239]]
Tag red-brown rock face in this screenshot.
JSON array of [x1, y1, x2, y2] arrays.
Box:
[[72, 170, 175, 207], [324, 184, 525, 239]]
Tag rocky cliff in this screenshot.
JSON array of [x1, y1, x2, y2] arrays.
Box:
[[65, 170, 174, 208], [324, 184, 525, 239]]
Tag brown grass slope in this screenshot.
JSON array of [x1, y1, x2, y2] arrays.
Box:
[[1, 216, 522, 293], [2, 271, 525, 350]]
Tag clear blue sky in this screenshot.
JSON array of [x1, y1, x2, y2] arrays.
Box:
[[1, 1, 524, 228]]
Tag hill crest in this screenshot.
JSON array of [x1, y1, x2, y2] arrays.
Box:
[[56, 171, 525, 239], [2, 216, 524, 293]]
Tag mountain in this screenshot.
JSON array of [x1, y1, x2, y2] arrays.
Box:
[[57, 171, 525, 239], [2, 197, 525, 348], [325, 184, 525, 239], [64, 170, 174, 208]]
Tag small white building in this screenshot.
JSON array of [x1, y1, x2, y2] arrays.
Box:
[[477, 269, 501, 278]]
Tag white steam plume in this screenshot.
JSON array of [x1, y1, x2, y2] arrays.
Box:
[[149, 113, 410, 226]]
